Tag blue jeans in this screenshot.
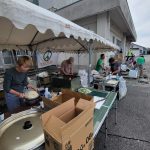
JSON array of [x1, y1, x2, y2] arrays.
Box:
[[5, 93, 25, 113]]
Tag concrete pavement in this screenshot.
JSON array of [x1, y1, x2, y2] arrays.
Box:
[[94, 55, 150, 150]]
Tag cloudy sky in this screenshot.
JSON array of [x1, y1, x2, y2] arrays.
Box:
[[127, 0, 150, 48]]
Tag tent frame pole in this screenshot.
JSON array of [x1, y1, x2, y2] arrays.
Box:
[[88, 39, 93, 87]]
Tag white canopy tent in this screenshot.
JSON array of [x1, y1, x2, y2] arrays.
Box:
[[0, 0, 119, 52], [0, 0, 119, 85]]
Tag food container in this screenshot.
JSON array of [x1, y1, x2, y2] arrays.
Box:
[[0, 109, 44, 150]]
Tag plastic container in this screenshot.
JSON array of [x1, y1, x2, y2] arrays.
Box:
[[116, 74, 119, 80], [0, 112, 4, 123], [44, 88, 51, 99], [109, 73, 112, 80]]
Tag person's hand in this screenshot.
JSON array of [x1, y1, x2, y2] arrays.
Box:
[[18, 93, 25, 98], [32, 87, 38, 92], [28, 86, 38, 92]]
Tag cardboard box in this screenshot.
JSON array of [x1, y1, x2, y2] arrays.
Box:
[[51, 89, 93, 105], [41, 98, 95, 150], [42, 96, 59, 109], [42, 89, 93, 110]]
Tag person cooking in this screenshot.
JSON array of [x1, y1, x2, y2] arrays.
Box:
[[95, 54, 105, 73], [60, 57, 74, 75], [109, 57, 120, 75], [3, 56, 37, 112]]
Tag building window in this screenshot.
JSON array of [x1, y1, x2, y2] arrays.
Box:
[[116, 39, 122, 47], [112, 36, 115, 44], [140, 50, 143, 54], [2, 49, 15, 65], [33, 0, 39, 5], [14, 50, 32, 61], [27, 0, 39, 6]]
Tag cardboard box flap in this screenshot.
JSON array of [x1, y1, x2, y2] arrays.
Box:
[[76, 98, 95, 111], [44, 115, 65, 143], [60, 99, 95, 141], [41, 98, 75, 126], [51, 95, 61, 102], [59, 99, 94, 129], [59, 108, 76, 123], [61, 107, 94, 142], [42, 97, 59, 108], [62, 89, 93, 102]]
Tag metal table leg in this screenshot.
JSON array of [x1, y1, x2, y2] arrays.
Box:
[[115, 97, 118, 124], [104, 116, 108, 148], [113, 86, 118, 125]]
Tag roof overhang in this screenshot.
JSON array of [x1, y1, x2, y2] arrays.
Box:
[[56, 0, 137, 42]]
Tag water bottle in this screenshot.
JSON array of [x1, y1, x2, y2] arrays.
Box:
[[116, 74, 119, 80], [0, 112, 4, 123], [109, 72, 112, 80], [44, 88, 51, 99]]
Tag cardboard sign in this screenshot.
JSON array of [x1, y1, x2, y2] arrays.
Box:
[[36, 50, 58, 68]]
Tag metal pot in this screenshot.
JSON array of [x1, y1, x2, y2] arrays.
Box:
[[0, 109, 44, 150], [24, 96, 42, 106], [24, 91, 41, 106]]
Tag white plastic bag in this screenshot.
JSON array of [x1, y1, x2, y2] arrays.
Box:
[[119, 76, 127, 100], [91, 70, 99, 75], [129, 69, 138, 78], [121, 64, 127, 71], [78, 70, 88, 87], [78, 70, 93, 87]]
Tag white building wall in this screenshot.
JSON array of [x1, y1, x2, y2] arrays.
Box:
[[38, 0, 79, 10], [126, 41, 131, 55], [97, 12, 110, 41], [74, 16, 97, 33], [74, 13, 116, 67], [132, 50, 140, 56], [110, 21, 124, 47], [0, 52, 3, 68]]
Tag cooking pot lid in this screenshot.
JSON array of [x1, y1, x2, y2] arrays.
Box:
[[0, 110, 44, 150]]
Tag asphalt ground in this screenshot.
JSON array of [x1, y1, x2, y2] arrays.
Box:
[[94, 55, 150, 150]]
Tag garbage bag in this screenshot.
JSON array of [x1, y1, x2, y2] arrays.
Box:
[[119, 76, 127, 99]]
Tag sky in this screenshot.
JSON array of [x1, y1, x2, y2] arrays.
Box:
[[127, 0, 150, 48]]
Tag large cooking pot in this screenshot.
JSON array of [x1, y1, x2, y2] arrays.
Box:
[[0, 109, 45, 150], [24, 90, 41, 105]]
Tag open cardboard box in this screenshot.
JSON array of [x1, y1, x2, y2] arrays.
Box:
[[53, 89, 93, 104], [41, 98, 95, 150], [42, 89, 93, 110]]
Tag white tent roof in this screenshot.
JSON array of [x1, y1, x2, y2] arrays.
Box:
[[0, 0, 119, 52]]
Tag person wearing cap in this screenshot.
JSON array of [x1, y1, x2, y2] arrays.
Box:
[[95, 54, 105, 73], [3, 56, 37, 112], [60, 57, 74, 75]]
